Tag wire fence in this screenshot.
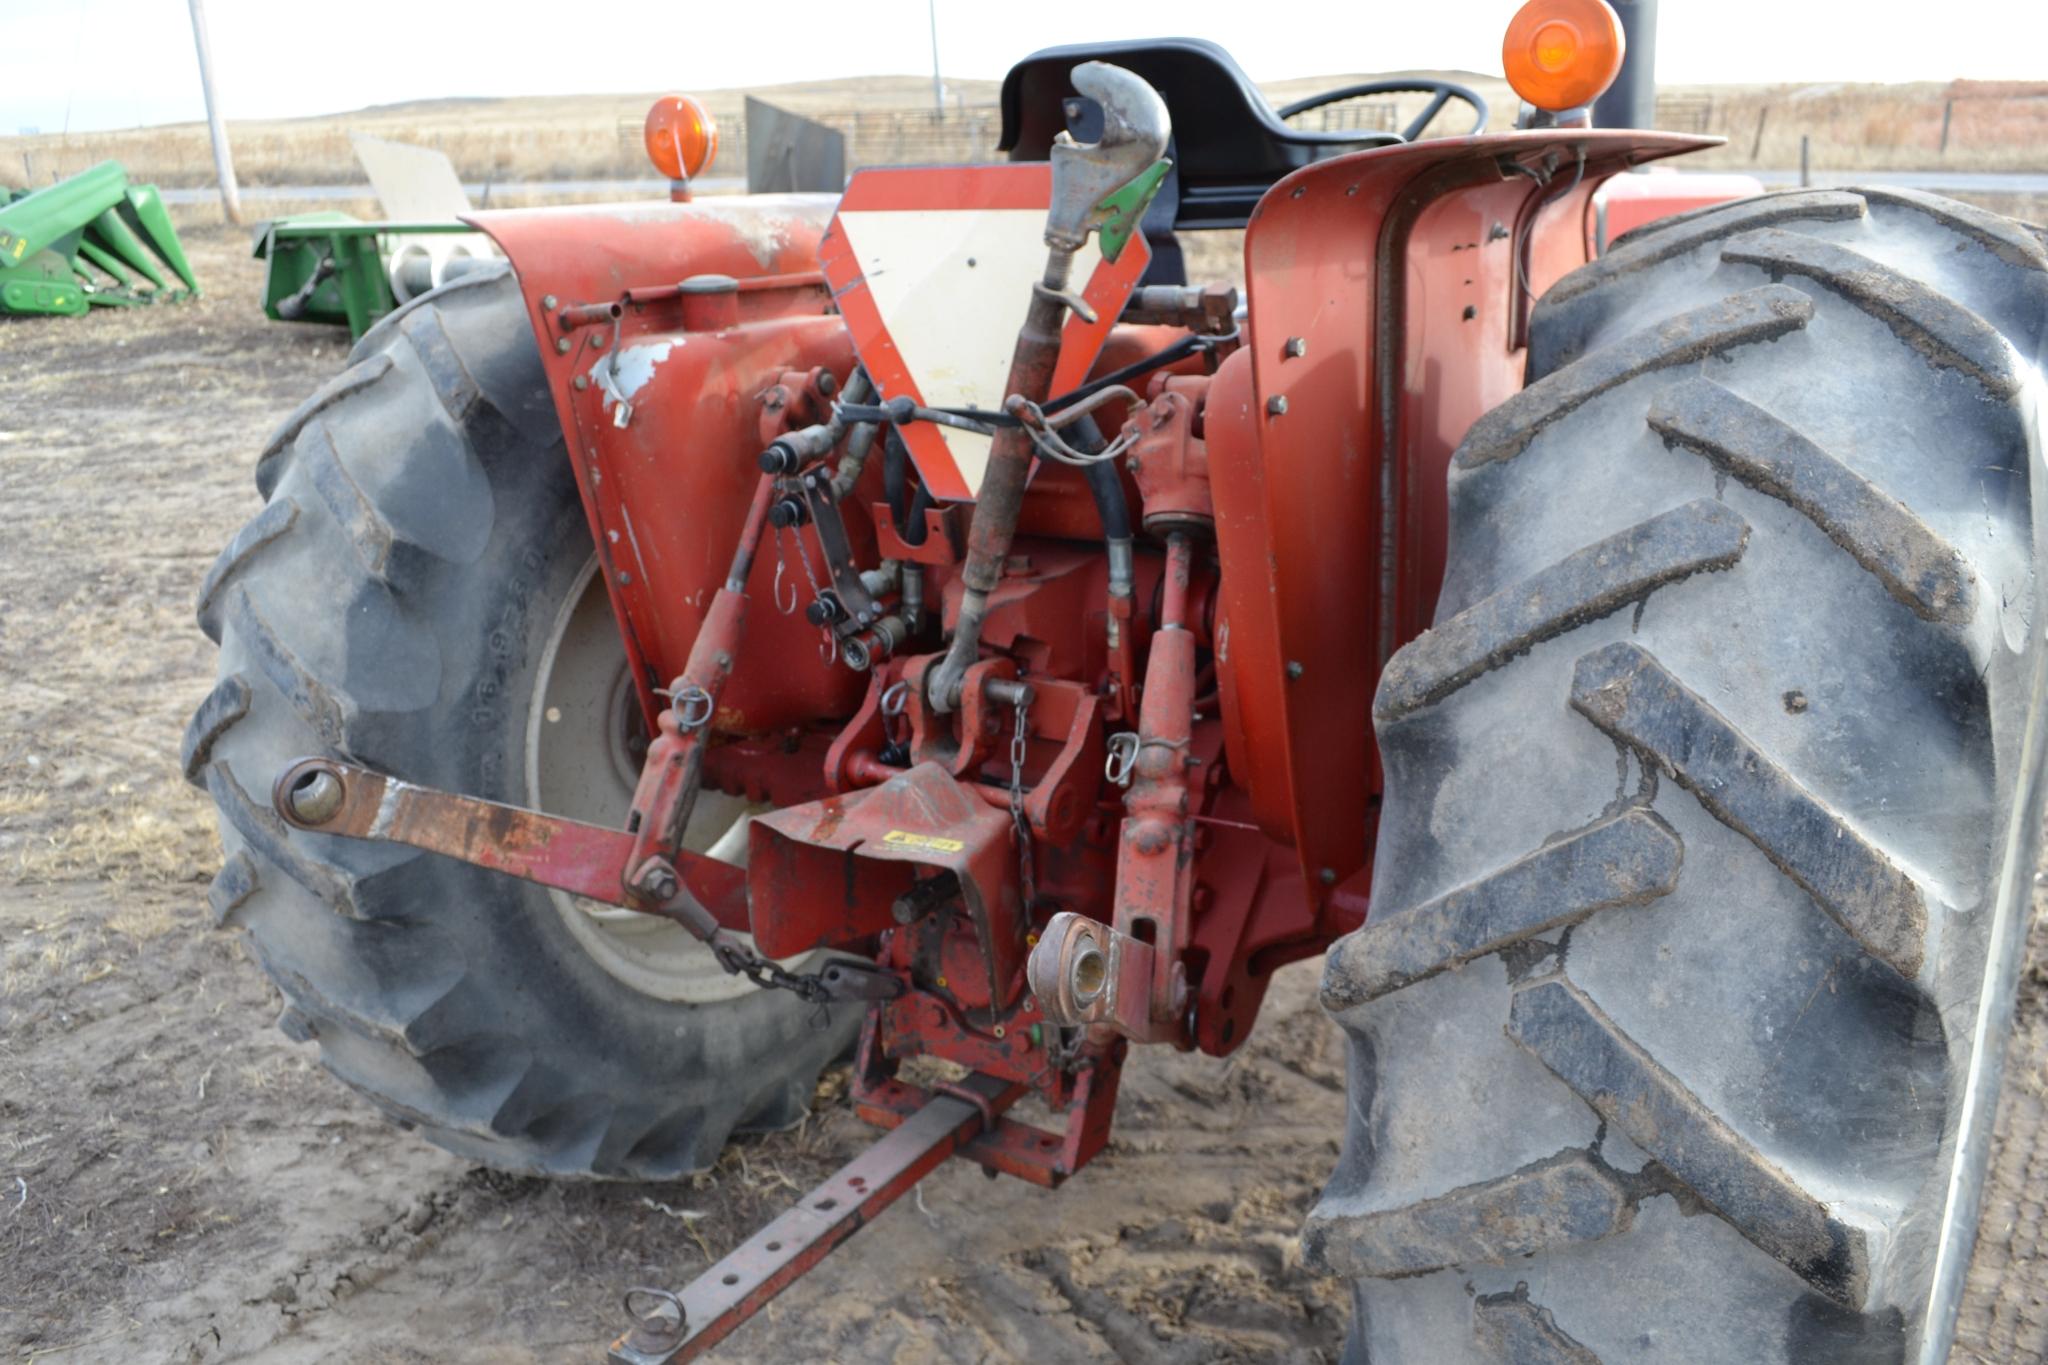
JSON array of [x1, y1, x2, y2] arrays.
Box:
[[622, 99, 1402, 177], [1652, 94, 1717, 133], [1652, 84, 2048, 169]]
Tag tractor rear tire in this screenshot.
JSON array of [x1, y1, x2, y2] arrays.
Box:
[[182, 264, 856, 1178], [1307, 188, 2048, 1362]]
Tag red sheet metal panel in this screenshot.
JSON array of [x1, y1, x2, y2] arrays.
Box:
[[1210, 129, 1714, 906], [467, 198, 865, 733]]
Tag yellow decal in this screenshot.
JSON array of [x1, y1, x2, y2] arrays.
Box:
[[883, 829, 965, 853]]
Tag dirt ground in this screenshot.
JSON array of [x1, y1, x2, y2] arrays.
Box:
[[2, 225, 2045, 1364]]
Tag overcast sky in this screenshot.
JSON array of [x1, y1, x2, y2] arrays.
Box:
[[5, 0, 2042, 134]]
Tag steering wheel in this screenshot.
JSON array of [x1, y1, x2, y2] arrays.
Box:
[[1277, 79, 1490, 143]]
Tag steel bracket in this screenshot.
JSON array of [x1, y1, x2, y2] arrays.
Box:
[[606, 1072, 1021, 1364]]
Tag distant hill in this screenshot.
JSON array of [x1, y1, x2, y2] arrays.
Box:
[[3, 70, 2041, 196]]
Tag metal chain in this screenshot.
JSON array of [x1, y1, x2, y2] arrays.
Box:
[[786, 516, 826, 601], [705, 935, 900, 1024], [712, 937, 835, 1005], [1008, 691, 1037, 912], [1044, 1025, 1091, 1076], [776, 518, 837, 664]]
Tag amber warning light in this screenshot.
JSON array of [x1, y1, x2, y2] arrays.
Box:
[[645, 95, 719, 188], [1502, 0, 1626, 114]]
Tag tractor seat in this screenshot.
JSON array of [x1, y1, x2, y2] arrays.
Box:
[[998, 37, 1405, 239]]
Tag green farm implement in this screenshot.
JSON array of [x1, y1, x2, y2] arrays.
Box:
[[255, 215, 490, 340], [253, 132, 495, 340], [0, 161, 199, 317]]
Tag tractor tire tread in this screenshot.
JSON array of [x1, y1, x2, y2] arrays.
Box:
[[1718, 228, 2020, 397], [1507, 976, 1871, 1307], [191, 265, 852, 1179], [1565, 189, 1869, 302], [347, 262, 506, 368], [1569, 640, 1928, 978], [206, 849, 260, 929], [1646, 377, 1976, 624], [1321, 808, 1683, 1009], [225, 585, 353, 752], [1373, 497, 1750, 721], [1315, 187, 2047, 1363], [196, 495, 300, 643], [181, 673, 252, 787], [1473, 1289, 1605, 1364], [1853, 186, 2048, 273], [1303, 1146, 1639, 1281], [255, 353, 393, 499], [1457, 285, 1813, 468]]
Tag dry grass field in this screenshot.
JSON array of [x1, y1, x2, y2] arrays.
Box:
[[10, 71, 2046, 200], [1659, 78, 2048, 172]]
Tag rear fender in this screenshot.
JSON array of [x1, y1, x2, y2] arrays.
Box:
[[467, 197, 864, 735], [1208, 129, 1716, 911]]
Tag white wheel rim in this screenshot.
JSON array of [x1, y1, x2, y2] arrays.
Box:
[[527, 555, 797, 1003]]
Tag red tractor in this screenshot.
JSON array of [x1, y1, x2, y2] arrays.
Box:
[[185, 2, 2048, 1359]]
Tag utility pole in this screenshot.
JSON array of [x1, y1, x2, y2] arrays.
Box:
[[928, 0, 943, 119], [186, 0, 243, 224]]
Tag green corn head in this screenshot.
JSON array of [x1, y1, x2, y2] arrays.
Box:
[[255, 215, 485, 341], [0, 161, 201, 317]]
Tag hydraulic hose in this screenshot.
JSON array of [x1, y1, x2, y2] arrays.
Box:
[[1070, 413, 1131, 542], [829, 368, 879, 500], [883, 426, 910, 534], [1070, 413, 1139, 720]]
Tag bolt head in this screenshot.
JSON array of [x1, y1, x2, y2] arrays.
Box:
[[1283, 336, 1308, 359], [554, 337, 571, 354], [541, 294, 559, 311], [639, 862, 681, 902], [1285, 660, 1305, 680], [1266, 394, 1289, 416]]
